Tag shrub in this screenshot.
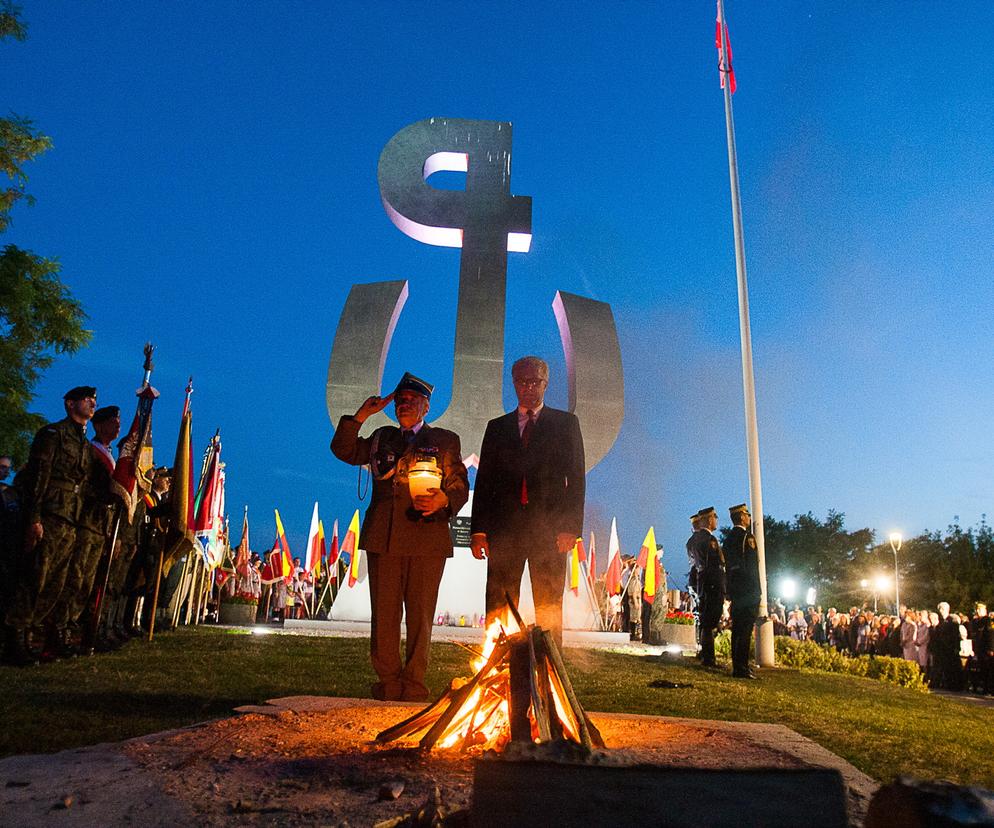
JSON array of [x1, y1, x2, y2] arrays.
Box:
[[664, 610, 695, 626], [774, 637, 927, 692], [221, 591, 259, 606]]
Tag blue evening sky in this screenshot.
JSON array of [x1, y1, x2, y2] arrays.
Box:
[[6, 2, 992, 586]]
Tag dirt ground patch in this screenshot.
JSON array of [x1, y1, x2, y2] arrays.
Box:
[[0, 696, 876, 826]]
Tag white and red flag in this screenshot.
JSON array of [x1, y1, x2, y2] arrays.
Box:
[[604, 518, 623, 595], [716, 1, 737, 94]]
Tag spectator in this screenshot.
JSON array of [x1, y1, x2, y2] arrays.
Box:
[[901, 610, 918, 662]]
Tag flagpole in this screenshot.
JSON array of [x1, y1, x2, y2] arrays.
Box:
[[717, 0, 774, 668]]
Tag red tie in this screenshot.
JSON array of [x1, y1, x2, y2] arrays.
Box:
[[520, 410, 535, 505]]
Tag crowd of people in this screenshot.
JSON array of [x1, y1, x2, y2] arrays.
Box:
[[1, 387, 178, 666], [768, 601, 994, 693]]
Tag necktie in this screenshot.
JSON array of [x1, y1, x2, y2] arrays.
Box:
[[403, 429, 415, 445], [520, 410, 535, 505]]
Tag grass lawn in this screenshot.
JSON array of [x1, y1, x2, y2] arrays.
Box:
[[2, 627, 992, 789]]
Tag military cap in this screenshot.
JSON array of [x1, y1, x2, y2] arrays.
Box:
[[394, 371, 433, 400], [689, 511, 701, 523], [64, 385, 97, 401], [729, 503, 751, 517], [92, 405, 120, 423], [698, 506, 717, 519]]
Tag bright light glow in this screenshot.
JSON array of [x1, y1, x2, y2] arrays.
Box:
[[251, 626, 274, 635], [889, 532, 903, 551], [780, 578, 797, 600], [874, 574, 892, 592], [860, 579, 869, 588], [805, 587, 817, 606], [664, 644, 684, 654]]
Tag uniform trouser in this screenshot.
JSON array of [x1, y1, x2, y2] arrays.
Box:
[[5, 515, 78, 631], [367, 553, 446, 697], [697, 594, 722, 665], [52, 525, 106, 628], [485, 540, 564, 645], [730, 605, 757, 673]]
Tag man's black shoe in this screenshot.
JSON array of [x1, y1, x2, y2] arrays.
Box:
[[732, 670, 758, 679]]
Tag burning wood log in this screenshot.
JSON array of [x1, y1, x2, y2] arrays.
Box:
[[376, 604, 605, 756]]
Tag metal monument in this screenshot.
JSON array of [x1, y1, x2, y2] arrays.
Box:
[[327, 117, 623, 470]]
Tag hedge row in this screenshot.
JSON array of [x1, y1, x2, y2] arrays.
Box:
[[714, 631, 928, 692]]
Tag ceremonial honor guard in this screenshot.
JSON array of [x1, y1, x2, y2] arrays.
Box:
[[331, 372, 469, 702], [723, 503, 760, 678], [53, 405, 119, 656], [687, 505, 725, 667], [3, 386, 96, 665]]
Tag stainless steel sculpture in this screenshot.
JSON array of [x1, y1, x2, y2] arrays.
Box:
[[327, 117, 623, 469]]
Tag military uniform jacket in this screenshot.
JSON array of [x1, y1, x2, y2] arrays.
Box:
[[687, 529, 725, 594], [471, 407, 585, 545], [331, 416, 469, 557], [723, 525, 761, 608], [79, 440, 117, 534], [16, 417, 92, 525]]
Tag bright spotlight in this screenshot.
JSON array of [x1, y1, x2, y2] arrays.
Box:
[[780, 578, 797, 600], [251, 626, 274, 636], [860, 579, 869, 588], [874, 574, 892, 593]]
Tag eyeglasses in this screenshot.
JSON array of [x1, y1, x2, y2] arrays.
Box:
[[513, 378, 547, 388]]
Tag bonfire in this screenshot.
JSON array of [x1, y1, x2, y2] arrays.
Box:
[[377, 597, 604, 753]]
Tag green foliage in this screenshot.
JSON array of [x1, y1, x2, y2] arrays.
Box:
[[774, 636, 927, 692], [862, 522, 994, 612], [0, 2, 27, 42], [0, 245, 91, 461], [741, 510, 875, 609], [0, 115, 52, 231], [0, 6, 89, 463]]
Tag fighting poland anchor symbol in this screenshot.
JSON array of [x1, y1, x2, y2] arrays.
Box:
[[327, 118, 623, 471]]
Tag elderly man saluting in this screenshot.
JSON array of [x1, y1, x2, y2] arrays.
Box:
[[331, 373, 468, 702]]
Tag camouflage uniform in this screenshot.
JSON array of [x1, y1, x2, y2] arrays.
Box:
[[5, 417, 92, 634], [56, 441, 116, 630]]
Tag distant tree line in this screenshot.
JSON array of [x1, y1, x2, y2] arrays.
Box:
[[733, 510, 994, 613]]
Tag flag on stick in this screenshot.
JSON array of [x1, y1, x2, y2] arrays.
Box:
[[568, 537, 585, 596], [716, 0, 737, 93], [112, 343, 159, 520], [588, 531, 597, 589], [234, 506, 250, 578], [636, 527, 662, 604], [274, 509, 293, 578], [604, 518, 623, 595], [304, 502, 321, 575], [328, 519, 339, 567], [170, 379, 195, 544], [342, 510, 361, 587], [315, 520, 326, 579]]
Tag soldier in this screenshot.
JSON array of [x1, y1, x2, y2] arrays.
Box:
[[3, 386, 96, 666], [723, 503, 760, 678], [0, 454, 21, 625], [687, 505, 725, 667], [51, 405, 120, 657], [331, 372, 469, 702]]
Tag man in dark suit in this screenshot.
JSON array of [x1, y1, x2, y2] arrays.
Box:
[[470, 356, 585, 645], [332, 372, 469, 702], [723, 503, 760, 678]]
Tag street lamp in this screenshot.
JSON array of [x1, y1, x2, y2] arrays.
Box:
[[874, 574, 892, 615], [888, 532, 903, 614]]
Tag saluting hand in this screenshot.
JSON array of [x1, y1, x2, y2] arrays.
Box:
[[354, 392, 395, 423]]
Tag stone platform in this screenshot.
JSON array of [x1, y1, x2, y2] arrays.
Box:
[[0, 696, 877, 826]]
